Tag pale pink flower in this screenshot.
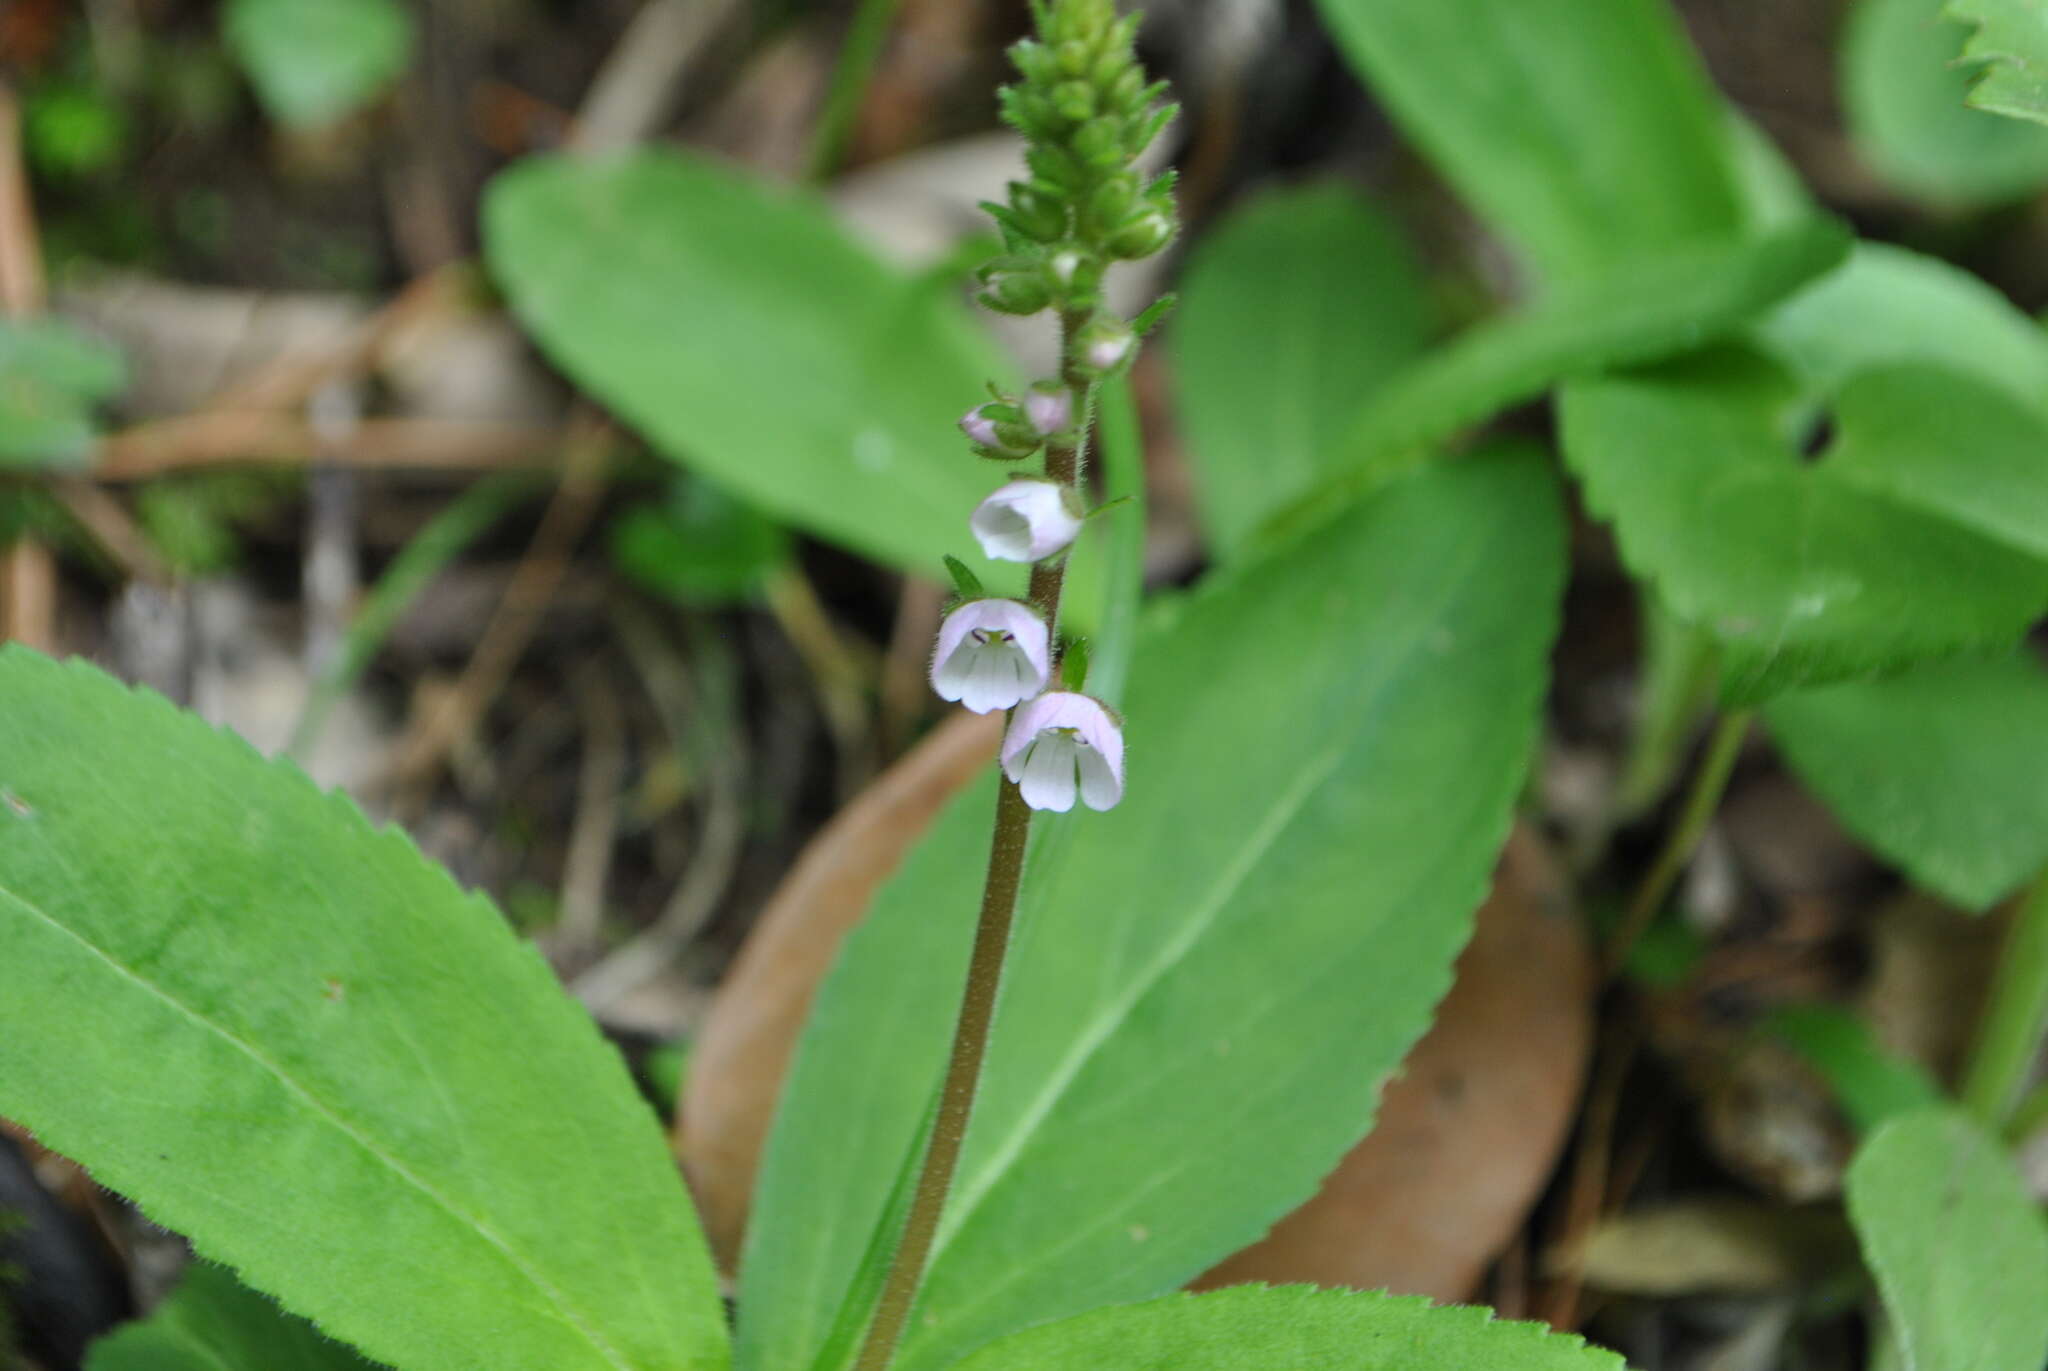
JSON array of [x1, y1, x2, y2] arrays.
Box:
[[970, 479, 1083, 563], [930, 599, 1051, 714], [1002, 691, 1124, 812], [959, 407, 1002, 448], [1023, 385, 1073, 436]]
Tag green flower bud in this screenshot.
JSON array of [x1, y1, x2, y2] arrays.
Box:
[[1106, 207, 1174, 260], [978, 259, 1053, 316], [1009, 182, 1069, 241], [1053, 80, 1096, 123], [1073, 116, 1124, 168]]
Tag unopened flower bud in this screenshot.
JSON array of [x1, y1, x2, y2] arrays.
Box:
[[959, 402, 1041, 459], [1107, 207, 1174, 260], [931, 598, 1051, 714], [959, 407, 1001, 448], [971, 478, 1083, 563], [1023, 385, 1073, 436], [1002, 690, 1125, 812], [1047, 247, 1086, 288], [1079, 318, 1134, 373], [978, 261, 1054, 316]]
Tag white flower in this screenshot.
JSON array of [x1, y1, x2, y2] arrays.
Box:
[[1002, 691, 1124, 812], [970, 479, 1083, 563], [1023, 385, 1072, 436], [930, 598, 1051, 714]]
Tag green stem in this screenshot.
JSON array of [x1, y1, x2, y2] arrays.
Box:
[[1960, 870, 2048, 1129], [850, 318, 1097, 1371], [1603, 708, 1752, 977], [804, 0, 905, 183]]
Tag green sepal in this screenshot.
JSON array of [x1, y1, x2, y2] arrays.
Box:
[[943, 555, 987, 601]]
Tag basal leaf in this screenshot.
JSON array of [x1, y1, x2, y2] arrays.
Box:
[[1947, 0, 2048, 125], [1846, 1108, 2048, 1371], [1845, 0, 2048, 204], [1764, 655, 2048, 909], [1313, 0, 1745, 281], [87, 1264, 376, 1371], [1756, 241, 2048, 406], [949, 1286, 1626, 1371], [1169, 183, 1431, 559], [737, 451, 1565, 1371], [1331, 219, 1849, 474], [1560, 351, 2048, 703], [484, 149, 1018, 595], [0, 648, 729, 1371], [223, 0, 413, 129]]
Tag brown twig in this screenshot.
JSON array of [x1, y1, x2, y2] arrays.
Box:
[[94, 413, 564, 481], [386, 414, 613, 800], [550, 661, 629, 972]]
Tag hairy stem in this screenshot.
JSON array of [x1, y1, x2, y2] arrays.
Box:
[[1603, 708, 1751, 976], [1961, 870, 2048, 1130], [851, 319, 1096, 1371]]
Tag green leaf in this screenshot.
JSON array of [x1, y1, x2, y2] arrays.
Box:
[[949, 1286, 1626, 1371], [1948, 0, 2048, 125], [1845, 0, 2048, 204], [1846, 1108, 2048, 1371], [612, 476, 791, 608], [0, 317, 126, 469], [1767, 1004, 1944, 1133], [1330, 219, 1850, 475], [1756, 242, 2048, 406], [1559, 351, 2048, 703], [1764, 655, 2048, 909], [736, 450, 1565, 1371], [1312, 0, 1745, 282], [484, 149, 1018, 596], [0, 648, 729, 1371], [87, 1263, 377, 1371], [1169, 183, 1431, 559], [223, 0, 412, 129]]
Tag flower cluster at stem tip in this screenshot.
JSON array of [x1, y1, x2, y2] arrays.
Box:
[[928, 0, 1178, 815]]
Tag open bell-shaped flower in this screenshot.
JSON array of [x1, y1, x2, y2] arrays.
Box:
[[970, 478, 1084, 563], [1002, 691, 1125, 812], [931, 598, 1051, 714]]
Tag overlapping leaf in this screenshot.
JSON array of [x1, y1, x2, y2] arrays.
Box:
[[1845, 0, 2048, 204], [484, 149, 1018, 595], [1312, 0, 1745, 282], [1846, 1109, 2048, 1371], [0, 648, 730, 1371], [1170, 183, 1431, 558], [737, 452, 1565, 1371], [1947, 0, 2048, 125], [87, 1264, 376, 1371], [0, 318, 126, 469], [1765, 655, 2048, 909], [224, 0, 412, 129], [949, 1286, 1626, 1371], [1560, 352, 2048, 702]]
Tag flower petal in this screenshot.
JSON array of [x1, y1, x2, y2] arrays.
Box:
[[1018, 734, 1078, 812], [1076, 744, 1122, 810]]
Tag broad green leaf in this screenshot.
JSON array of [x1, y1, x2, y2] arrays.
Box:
[[1948, 0, 2048, 125], [484, 149, 1016, 595], [1313, 0, 1745, 282], [1169, 183, 1431, 559], [950, 1286, 1626, 1371], [1332, 220, 1849, 474], [1560, 352, 2048, 703], [87, 1264, 376, 1371], [223, 0, 412, 129], [1756, 242, 2048, 406], [1845, 0, 2048, 204], [1764, 656, 2048, 909], [0, 317, 126, 469], [1846, 1108, 2048, 1371], [0, 648, 729, 1371], [737, 450, 1565, 1371], [1767, 1005, 1944, 1134]]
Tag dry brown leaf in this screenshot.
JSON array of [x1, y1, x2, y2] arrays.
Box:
[[1560, 1199, 1854, 1296], [1195, 825, 1595, 1302]]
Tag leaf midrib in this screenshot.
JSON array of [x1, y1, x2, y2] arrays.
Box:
[[0, 878, 638, 1371]]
